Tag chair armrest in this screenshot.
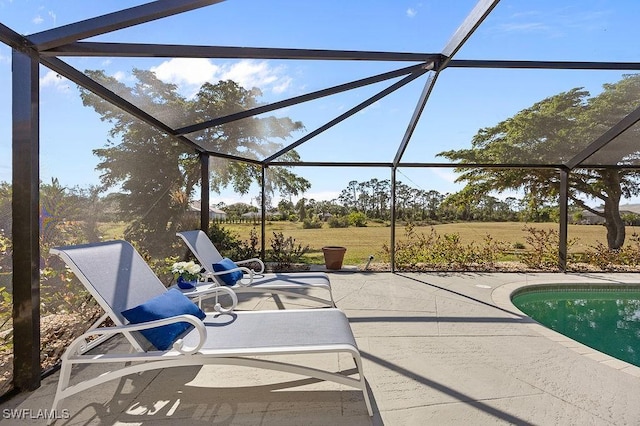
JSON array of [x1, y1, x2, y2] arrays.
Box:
[[194, 285, 238, 313], [205, 266, 255, 287], [235, 258, 265, 274], [63, 315, 207, 357]]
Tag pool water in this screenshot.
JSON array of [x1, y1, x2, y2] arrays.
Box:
[[512, 286, 640, 367]]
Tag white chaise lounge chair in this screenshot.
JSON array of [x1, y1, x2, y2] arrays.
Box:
[[48, 240, 371, 423], [177, 229, 336, 307]]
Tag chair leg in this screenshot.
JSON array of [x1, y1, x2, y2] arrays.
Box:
[[353, 353, 373, 416], [48, 361, 72, 425]]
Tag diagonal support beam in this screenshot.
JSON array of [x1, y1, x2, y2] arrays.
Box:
[[38, 57, 260, 165], [0, 22, 28, 50], [39, 57, 205, 152], [393, 72, 437, 165], [44, 41, 442, 62], [265, 69, 429, 163], [393, 0, 500, 166], [441, 0, 501, 62], [176, 63, 431, 135], [565, 104, 640, 169], [29, 0, 225, 51]]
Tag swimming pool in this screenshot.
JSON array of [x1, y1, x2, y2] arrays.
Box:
[[512, 285, 640, 368]]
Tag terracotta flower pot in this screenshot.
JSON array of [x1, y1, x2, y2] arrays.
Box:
[[322, 246, 347, 270]]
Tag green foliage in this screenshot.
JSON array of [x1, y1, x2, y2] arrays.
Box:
[[0, 182, 11, 234], [583, 242, 623, 270], [40, 265, 97, 316], [583, 233, 640, 270], [0, 229, 11, 274], [328, 216, 349, 228], [384, 223, 509, 270], [0, 286, 11, 352], [438, 75, 640, 249], [302, 219, 323, 229], [519, 225, 575, 270], [348, 211, 367, 227], [622, 212, 640, 226], [0, 180, 111, 363], [207, 223, 259, 261], [80, 70, 310, 255], [266, 232, 309, 268], [513, 241, 525, 250], [572, 211, 584, 224]]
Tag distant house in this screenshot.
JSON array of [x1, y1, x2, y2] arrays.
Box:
[[188, 200, 227, 220], [579, 204, 640, 225], [241, 211, 261, 219], [579, 210, 605, 225], [319, 212, 333, 221]]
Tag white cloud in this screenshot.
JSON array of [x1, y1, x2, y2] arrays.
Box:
[[32, 15, 43, 25], [299, 190, 340, 202], [48, 10, 56, 25], [111, 70, 129, 83], [272, 77, 292, 94], [221, 60, 277, 89], [152, 58, 219, 88], [39, 70, 70, 92], [150, 58, 291, 98], [406, 8, 417, 18]]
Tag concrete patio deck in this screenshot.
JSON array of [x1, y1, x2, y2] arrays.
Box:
[[2, 271, 640, 425]]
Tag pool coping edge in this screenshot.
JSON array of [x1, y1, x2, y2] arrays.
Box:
[[492, 278, 640, 378]]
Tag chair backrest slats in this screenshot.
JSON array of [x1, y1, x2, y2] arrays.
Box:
[[50, 240, 167, 351], [177, 230, 224, 276]]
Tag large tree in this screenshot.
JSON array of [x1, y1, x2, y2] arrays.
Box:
[[80, 69, 310, 254], [438, 74, 640, 249]]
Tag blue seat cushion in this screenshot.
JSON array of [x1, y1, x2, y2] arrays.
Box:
[[121, 288, 206, 350], [212, 257, 243, 286]]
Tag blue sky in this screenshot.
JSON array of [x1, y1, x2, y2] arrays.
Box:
[[2, 1, 640, 207]]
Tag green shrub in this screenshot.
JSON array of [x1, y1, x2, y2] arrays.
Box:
[[348, 211, 367, 227], [519, 225, 576, 270], [0, 286, 11, 352], [383, 223, 508, 270], [207, 223, 259, 260], [583, 242, 621, 270], [266, 232, 309, 268], [582, 232, 640, 270], [328, 216, 349, 228], [302, 219, 323, 229], [0, 230, 10, 273]]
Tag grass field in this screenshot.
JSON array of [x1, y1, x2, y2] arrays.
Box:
[[218, 221, 639, 266], [100, 221, 639, 266]]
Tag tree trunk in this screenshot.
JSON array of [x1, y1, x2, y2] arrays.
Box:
[[603, 170, 625, 250]]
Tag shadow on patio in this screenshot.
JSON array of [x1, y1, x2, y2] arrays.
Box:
[[2, 271, 640, 425]]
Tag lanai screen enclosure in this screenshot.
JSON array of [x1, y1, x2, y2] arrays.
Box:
[[2, 0, 640, 394]]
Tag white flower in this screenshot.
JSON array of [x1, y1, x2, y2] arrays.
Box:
[[186, 262, 201, 274], [171, 260, 203, 281]]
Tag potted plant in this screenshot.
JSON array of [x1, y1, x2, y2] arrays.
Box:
[[322, 246, 347, 270], [171, 260, 203, 289]]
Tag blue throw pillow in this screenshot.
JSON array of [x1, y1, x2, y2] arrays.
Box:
[[212, 257, 243, 286], [121, 288, 206, 350]]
